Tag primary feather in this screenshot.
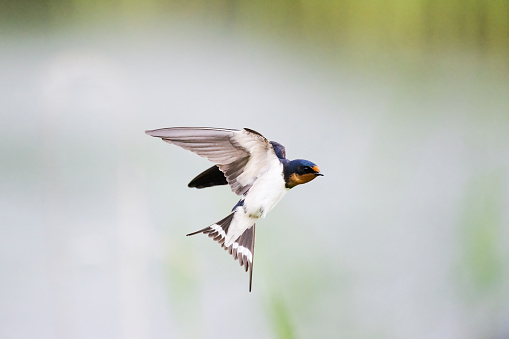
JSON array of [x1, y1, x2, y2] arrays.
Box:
[[145, 127, 280, 195]]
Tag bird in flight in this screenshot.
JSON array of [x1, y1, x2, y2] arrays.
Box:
[[145, 127, 323, 291]]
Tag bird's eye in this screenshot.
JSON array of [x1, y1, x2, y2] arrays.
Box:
[[302, 166, 311, 172]]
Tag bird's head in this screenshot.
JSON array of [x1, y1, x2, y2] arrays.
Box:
[[284, 159, 323, 189]]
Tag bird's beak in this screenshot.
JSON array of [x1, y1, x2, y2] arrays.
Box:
[[311, 166, 323, 176]]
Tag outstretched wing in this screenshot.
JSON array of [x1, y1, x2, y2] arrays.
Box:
[[145, 127, 280, 195], [188, 141, 286, 189]]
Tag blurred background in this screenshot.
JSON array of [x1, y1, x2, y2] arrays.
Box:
[[1, 1, 508, 338]]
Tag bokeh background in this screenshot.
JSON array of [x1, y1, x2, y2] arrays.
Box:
[[1, 1, 508, 338]]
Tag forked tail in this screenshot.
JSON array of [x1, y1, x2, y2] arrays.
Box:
[[187, 213, 256, 292]]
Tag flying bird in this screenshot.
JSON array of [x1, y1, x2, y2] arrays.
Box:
[[145, 127, 322, 291]]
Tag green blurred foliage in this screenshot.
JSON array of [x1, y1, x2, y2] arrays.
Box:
[[459, 171, 504, 295], [2, 0, 509, 59], [268, 294, 296, 339]]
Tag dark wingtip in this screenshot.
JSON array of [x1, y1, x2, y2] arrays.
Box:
[[243, 128, 264, 138], [187, 166, 228, 189]]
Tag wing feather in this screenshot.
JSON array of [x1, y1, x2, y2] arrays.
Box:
[[146, 127, 279, 195], [188, 166, 228, 188]]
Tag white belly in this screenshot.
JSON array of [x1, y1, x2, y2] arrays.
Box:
[[243, 162, 287, 218], [223, 161, 287, 246]]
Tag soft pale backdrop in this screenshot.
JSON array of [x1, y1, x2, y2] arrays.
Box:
[[1, 1, 508, 338]]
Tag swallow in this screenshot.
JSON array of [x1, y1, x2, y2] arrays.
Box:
[[145, 127, 322, 291]]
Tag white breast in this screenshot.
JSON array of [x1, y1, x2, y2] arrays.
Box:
[[223, 160, 287, 247], [243, 160, 287, 218]]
